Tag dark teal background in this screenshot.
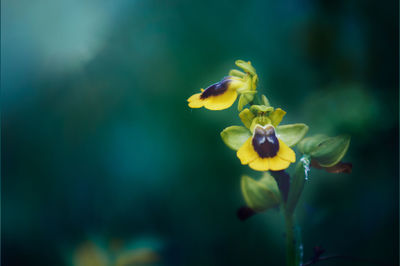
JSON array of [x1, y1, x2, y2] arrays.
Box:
[[2, 0, 398, 265]]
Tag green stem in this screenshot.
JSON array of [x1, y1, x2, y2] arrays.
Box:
[[285, 212, 296, 266]]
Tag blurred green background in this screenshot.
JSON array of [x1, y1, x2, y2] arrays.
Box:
[[2, 0, 398, 265]]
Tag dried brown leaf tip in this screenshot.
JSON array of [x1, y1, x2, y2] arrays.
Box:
[[311, 160, 352, 174]]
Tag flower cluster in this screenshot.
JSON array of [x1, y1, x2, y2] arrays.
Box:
[[187, 60, 352, 266], [188, 60, 308, 172]]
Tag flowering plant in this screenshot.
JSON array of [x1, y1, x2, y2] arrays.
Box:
[[188, 60, 351, 266]]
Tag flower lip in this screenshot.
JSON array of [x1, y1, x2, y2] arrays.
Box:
[[200, 77, 231, 99], [252, 124, 280, 158]]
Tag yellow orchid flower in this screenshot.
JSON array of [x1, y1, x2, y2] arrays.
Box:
[[187, 76, 251, 110], [188, 60, 258, 111], [237, 124, 296, 171]]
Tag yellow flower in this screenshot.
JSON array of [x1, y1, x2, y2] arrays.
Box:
[[187, 76, 250, 110], [237, 124, 296, 171]]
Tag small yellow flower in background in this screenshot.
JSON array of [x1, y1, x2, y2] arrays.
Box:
[[237, 124, 295, 171], [188, 60, 258, 111], [187, 76, 248, 110]]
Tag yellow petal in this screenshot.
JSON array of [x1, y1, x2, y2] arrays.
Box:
[[237, 138, 258, 164], [249, 157, 270, 171], [277, 139, 296, 162], [204, 89, 238, 110], [187, 93, 205, 108], [268, 155, 291, 171]]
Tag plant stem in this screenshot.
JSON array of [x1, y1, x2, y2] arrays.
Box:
[[285, 212, 296, 266]]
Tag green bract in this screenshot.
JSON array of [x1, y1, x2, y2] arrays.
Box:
[[297, 134, 351, 167], [286, 156, 310, 215], [241, 173, 281, 212], [275, 124, 309, 147], [220, 126, 251, 150]]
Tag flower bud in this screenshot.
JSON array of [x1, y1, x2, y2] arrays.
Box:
[[297, 134, 351, 167], [241, 173, 281, 212]]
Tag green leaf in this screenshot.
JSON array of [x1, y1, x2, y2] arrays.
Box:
[[241, 174, 281, 212], [310, 135, 351, 167], [220, 126, 251, 150], [239, 108, 255, 129], [276, 124, 309, 147]]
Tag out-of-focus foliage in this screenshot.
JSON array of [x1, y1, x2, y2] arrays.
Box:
[[2, 0, 398, 265]]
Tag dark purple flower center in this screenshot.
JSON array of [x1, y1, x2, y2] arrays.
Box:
[[252, 126, 280, 158], [200, 77, 231, 99]]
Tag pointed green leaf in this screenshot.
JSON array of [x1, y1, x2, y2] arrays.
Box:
[[239, 108, 255, 129], [276, 124, 309, 147], [220, 126, 251, 150], [241, 174, 281, 212]]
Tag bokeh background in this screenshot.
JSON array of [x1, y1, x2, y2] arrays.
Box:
[[2, 0, 398, 265]]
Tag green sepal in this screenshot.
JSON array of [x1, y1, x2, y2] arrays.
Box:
[[239, 108, 255, 129], [250, 105, 274, 114], [297, 135, 351, 167], [269, 108, 286, 127], [237, 91, 257, 111], [241, 173, 281, 212], [286, 155, 310, 215], [235, 60, 256, 76], [220, 126, 251, 151], [275, 123, 309, 147], [229, 69, 246, 78]]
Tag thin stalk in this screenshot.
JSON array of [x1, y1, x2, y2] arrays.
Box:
[[285, 213, 296, 266]]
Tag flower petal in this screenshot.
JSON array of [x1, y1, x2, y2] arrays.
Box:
[[268, 156, 291, 171], [187, 93, 204, 108], [237, 137, 258, 164], [204, 89, 238, 110], [249, 157, 270, 171], [277, 139, 296, 162]]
